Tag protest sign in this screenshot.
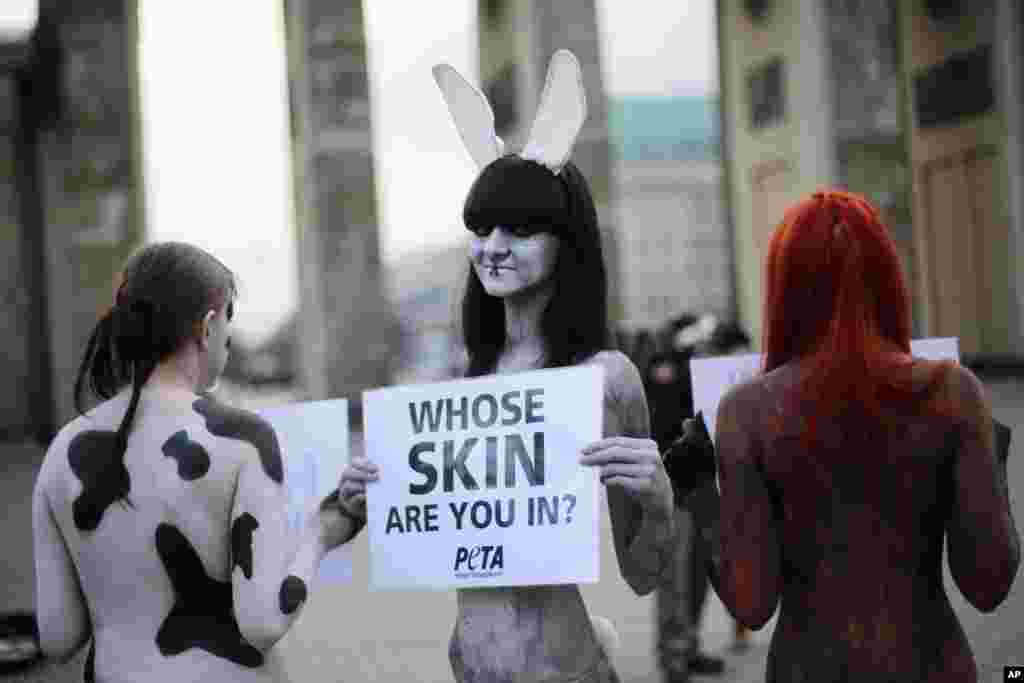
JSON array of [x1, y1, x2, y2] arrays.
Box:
[[257, 400, 352, 584], [363, 365, 604, 591], [690, 337, 960, 440]]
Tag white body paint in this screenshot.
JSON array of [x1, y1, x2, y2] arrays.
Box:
[[32, 388, 314, 682]]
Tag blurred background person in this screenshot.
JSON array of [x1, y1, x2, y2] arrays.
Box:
[[646, 313, 751, 680]]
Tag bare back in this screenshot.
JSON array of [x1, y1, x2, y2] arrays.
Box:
[[33, 390, 303, 682], [717, 359, 1019, 682]]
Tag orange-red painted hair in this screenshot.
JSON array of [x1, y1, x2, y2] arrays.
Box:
[[761, 189, 941, 444]]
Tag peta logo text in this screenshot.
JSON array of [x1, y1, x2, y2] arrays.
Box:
[[454, 545, 504, 572]]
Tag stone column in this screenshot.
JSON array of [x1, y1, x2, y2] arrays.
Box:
[[286, 0, 397, 407], [528, 1, 622, 327], [0, 68, 35, 439], [997, 0, 1024, 350], [796, 0, 839, 188], [37, 0, 144, 426]]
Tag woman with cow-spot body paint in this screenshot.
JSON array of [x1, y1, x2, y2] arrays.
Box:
[[32, 242, 357, 682], [665, 190, 1020, 682], [338, 51, 678, 683]]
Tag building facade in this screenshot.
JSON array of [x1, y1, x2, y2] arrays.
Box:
[[610, 96, 733, 332], [386, 241, 469, 385], [718, 0, 1024, 357]]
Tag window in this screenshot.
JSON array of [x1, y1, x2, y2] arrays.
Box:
[[748, 57, 785, 129]]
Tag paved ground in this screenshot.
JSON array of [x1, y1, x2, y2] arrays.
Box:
[[2, 377, 1022, 682]]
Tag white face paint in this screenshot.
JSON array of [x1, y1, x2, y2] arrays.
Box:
[[468, 225, 560, 299]]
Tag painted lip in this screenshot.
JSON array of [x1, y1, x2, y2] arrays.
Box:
[[480, 264, 516, 273]]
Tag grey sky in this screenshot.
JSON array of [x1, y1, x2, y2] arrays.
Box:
[[140, 0, 297, 345], [140, 0, 716, 343], [597, 0, 718, 96]]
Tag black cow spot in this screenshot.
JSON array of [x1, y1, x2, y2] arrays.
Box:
[[279, 576, 307, 615], [155, 523, 263, 668], [162, 430, 211, 481], [192, 398, 283, 484], [68, 430, 131, 532], [230, 513, 260, 580]]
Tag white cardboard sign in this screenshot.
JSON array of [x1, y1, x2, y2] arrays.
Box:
[[257, 399, 353, 584], [690, 338, 960, 440], [363, 365, 604, 591]]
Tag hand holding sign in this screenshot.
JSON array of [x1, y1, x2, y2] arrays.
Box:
[[363, 366, 603, 590], [579, 436, 673, 522], [256, 399, 354, 583], [662, 412, 717, 504]]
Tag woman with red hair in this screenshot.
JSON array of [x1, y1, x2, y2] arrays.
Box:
[[667, 189, 1019, 681]]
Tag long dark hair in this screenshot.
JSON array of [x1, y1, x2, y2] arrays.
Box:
[[461, 156, 608, 376], [74, 242, 236, 505]]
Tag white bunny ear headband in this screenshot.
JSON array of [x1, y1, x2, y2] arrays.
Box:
[[432, 49, 587, 175]]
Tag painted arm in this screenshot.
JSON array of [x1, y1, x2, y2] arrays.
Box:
[[676, 383, 782, 628], [32, 455, 91, 662], [590, 352, 678, 596], [230, 437, 358, 651], [945, 365, 1020, 612]]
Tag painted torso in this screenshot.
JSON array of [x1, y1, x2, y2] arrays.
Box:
[[34, 390, 297, 682], [448, 351, 629, 683], [730, 360, 1012, 682]]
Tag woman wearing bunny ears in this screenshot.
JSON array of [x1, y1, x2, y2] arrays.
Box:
[[338, 51, 677, 682]]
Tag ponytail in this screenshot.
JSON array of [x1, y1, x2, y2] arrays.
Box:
[[106, 356, 155, 513], [74, 310, 121, 415], [74, 299, 159, 514]]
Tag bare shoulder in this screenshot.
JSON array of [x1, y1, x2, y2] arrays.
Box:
[[936, 361, 983, 396], [37, 407, 111, 486], [36, 423, 76, 492], [716, 369, 773, 442], [587, 350, 644, 403], [935, 361, 989, 424], [191, 397, 285, 485], [586, 350, 649, 438], [719, 371, 765, 413]]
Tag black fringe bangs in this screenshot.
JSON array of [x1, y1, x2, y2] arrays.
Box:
[[462, 156, 572, 235]]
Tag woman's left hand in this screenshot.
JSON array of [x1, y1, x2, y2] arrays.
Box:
[[580, 437, 674, 520], [662, 414, 718, 503]]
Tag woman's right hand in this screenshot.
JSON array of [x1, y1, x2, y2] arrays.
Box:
[[338, 456, 379, 519]]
